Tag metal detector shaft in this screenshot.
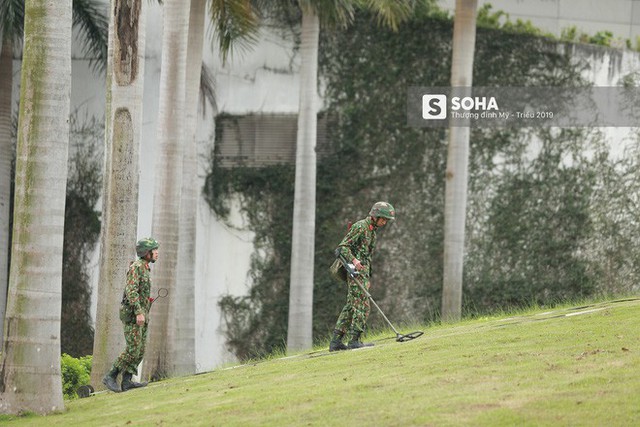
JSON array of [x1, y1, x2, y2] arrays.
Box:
[[338, 254, 400, 335], [351, 273, 401, 336], [337, 253, 424, 342]]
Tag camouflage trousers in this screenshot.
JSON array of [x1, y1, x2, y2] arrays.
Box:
[[334, 275, 371, 337], [113, 321, 148, 375]]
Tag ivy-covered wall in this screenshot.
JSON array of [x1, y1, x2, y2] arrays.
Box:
[[205, 9, 640, 359]]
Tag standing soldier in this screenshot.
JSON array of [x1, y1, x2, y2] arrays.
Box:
[[329, 202, 395, 351], [102, 238, 159, 392]]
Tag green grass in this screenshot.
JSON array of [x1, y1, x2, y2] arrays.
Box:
[[3, 298, 640, 426]]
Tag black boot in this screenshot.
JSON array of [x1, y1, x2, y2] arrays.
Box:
[[329, 329, 348, 352], [102, 367, 120, 393], [347, 330, 374, 349], [121, 371, 148, 392]]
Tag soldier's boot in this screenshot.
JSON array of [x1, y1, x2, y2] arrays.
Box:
[[347, 330, 374, 349], [102, 367, 121, 393], [121, 372, 148, 392], [329, 329, 348, 352]]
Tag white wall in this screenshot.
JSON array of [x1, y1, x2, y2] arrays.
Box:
[[191, 22, 306, 370]]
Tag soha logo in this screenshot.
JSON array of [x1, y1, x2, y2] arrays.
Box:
[[451, 96, 499, 111], [422, 94, 447, 120], [422, 94, 500, 120]]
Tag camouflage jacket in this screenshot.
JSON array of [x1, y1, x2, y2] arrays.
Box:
[[336, 217, 378, 276], [122, 258, 152, 316]]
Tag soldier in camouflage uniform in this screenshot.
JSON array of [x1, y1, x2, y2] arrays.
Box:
[[102, 238, 159, 392], [329, 202, 395, 351]]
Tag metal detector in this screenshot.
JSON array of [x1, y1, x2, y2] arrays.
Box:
[[149, 287, 169, 307], [338, 255, 423, 342], [77, 384, 95, 398]]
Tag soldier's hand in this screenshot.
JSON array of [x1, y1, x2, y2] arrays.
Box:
[[353, 258, 364, 271], [136, 313, 145, 326]]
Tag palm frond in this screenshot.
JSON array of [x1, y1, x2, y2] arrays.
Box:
[[72, 0, 109, 75], [357, 0, 415, 31], [209, 0, 261, 64], [0, 0, 24, 43], [307, 0, 355, 28], [199, 62, 217, 116]]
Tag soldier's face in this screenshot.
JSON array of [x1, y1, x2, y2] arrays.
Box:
[[149, 249, 159, 263], [376, 217, 388, 227]]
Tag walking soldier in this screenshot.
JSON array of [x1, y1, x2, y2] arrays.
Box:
[[102, 237, 159, 392], [329, 202, 395, 351]]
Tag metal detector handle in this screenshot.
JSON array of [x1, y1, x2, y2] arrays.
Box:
[[344, 261, 358, 278], [336, 253, 401, 336], [336, 251, 358, 278]]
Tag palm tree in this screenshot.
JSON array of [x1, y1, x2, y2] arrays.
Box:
[[0, 0, 72, 415], [285, 0, 414, 351], [144, 0, 259, 379], [172, 0, 207, 376], [0, 0, 108, 346], [143, 0, 192, 381], [286, 3, 322, 352], [441, 0, 478, 322], [89, 0, 148, 389], [147, 0, 222, 379]]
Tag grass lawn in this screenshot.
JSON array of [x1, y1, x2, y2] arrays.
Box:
[[2, 298, 640, 426]]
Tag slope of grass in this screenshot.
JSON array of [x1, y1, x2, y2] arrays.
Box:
[[3, 298, 640, 426]]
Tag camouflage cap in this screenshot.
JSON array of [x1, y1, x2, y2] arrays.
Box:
[[136, 237, 159, 258], [369, 201, 395, 220]]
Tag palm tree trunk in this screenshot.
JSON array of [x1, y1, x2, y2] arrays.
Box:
[[0, 36, 13, 346], [144, 0, 190, 381], [172, 0, 206, 375], [442, 0, 478, 322], [286, 7, 319, 352], [0, 0, 71, 414], [90, 0, 147, 390]]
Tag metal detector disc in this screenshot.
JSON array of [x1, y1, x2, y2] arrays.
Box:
[[77, 384, 94, 398], [396, 331, 424, 342]]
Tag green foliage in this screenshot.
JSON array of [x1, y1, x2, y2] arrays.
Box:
[[204, 8, 640, 360], [560, 25, 579, 43], [60, 353, 92, 400], [561, 25, 630, 49], [466, 130, 597, 311], [72, 0, 109, 74], [209, 0, 261, 63], [1, 0, 108, 73], [477, 6, 630, 50], [589, 30, 614, 46], [561, 27, 617, 48], [477, 4, 550, 37]]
